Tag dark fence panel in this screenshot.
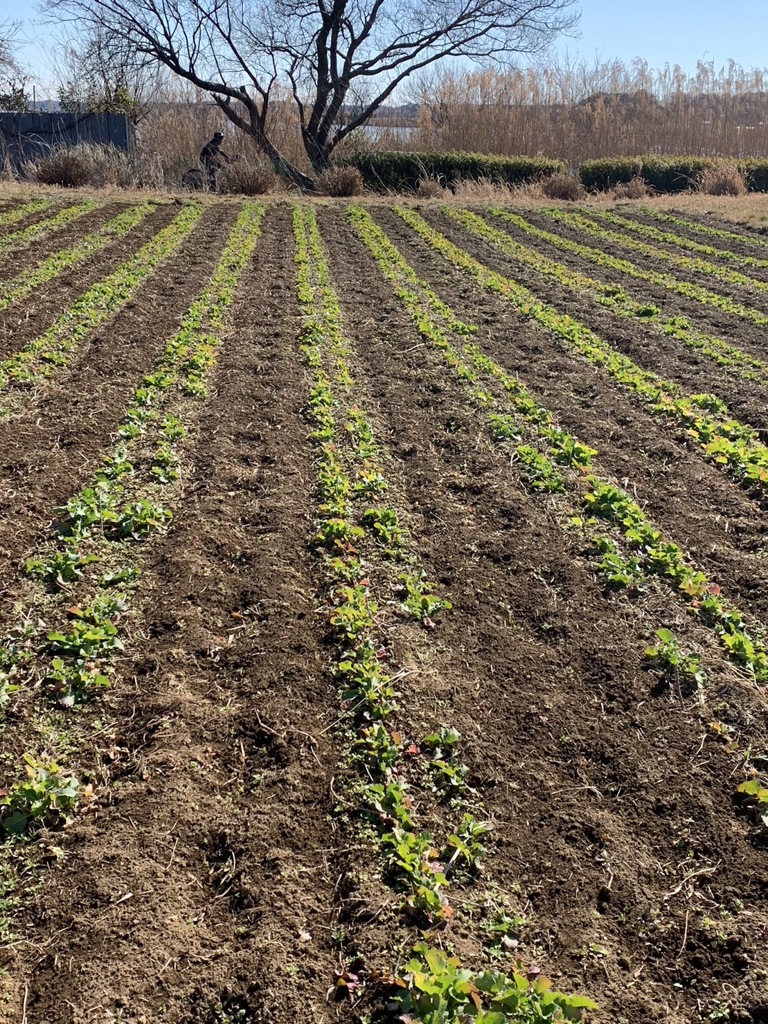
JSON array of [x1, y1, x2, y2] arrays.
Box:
[[0, 112, 132, 169]]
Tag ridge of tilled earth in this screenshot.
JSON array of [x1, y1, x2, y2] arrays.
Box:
[[4, 205, 343, 1024], [600, 206, 768, 265], [318, 205, 768, 1024], [420, 204, 768, 430], [503, 207, 768, 366], [0, 204, 241, 620], [0, 202, 182, 361], [370, 207, 768, 620], [0, 200, 131, 280]]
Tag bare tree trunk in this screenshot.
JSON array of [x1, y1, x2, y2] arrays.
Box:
[[214, 95, 318, 190]]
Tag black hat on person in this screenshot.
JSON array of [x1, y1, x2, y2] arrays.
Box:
[[213, 131, 224, 140]]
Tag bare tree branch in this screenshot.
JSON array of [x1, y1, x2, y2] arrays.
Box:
[[40, 0, 578, 184]]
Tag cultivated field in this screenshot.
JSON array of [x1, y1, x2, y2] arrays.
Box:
[[0, 188, 767, 1024]]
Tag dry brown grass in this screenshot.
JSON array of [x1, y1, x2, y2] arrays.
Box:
[[415, 176, 447, 198], [32, 149, 91, 188], [539, 173, 585, 201], [30, 143, 164, 190], [610, 176, 650, 199], [412, 60, 768, 164], [218, 161, 279, 195], [697, 163, 748, 196], [450, 177, 516, 200], [318, 166, 364, 196]]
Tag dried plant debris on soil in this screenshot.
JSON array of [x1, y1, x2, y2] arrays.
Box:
[[0, 190, 767, 1024]]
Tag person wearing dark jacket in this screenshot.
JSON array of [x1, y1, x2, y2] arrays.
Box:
[[200, 132, 230, 190]]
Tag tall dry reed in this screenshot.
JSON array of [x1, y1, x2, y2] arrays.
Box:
[[406, 58, 768, 164]]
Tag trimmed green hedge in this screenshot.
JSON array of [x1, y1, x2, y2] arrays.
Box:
[[579, 156, 711, 192], [335, 150, 768, 194], [335, 151, 566, 191], [741, 158, 768, 193], [579, 155, 768, 193], [578, 158, 643, 191]]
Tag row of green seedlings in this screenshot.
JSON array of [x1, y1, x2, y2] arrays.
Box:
[[0, 203, 265, 842], [348, 205, 768, 837], [540, 205, 768, 328], [403, 206, 768, 508], [585, 206, 768, 271], [481, 207, 768, 393], [0, 198, 98, 257], [638, 206, 768, 251], [294, 204, 596, 1024], [0, 200, 160, 313], [0, 198, 50, 230], [0, 202, 204, 410]]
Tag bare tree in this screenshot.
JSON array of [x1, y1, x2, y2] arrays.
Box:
[[56, 29, 162, 127], [41, 0, 578, 188], [0, 21, 30, 112], [0, 22, 20, 79]]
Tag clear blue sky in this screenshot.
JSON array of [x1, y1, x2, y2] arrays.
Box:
[[557, 0, 768, 73], [4, 0, 768, 92]]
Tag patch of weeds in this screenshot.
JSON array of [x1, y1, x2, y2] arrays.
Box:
[[482, 903, 528, 960], [736, 779, 768, 835], [26, 547, 98, 590], [100, 564, 140, 588], [0, 672, 20, 709], [645, 628, 707, 692], [361, 507, 403, 549], [396, 571, 452, 627], [445, 814, 490, 874], [0, 756, 80, 836], [515, 445, 565, 493], [151, 442, 180, 483], [393, 942, 597, 1022], [593, 537, 645, 591], [47, 597, 125, 660], [116, 498, 172, 538], [47, 657, 111, 707]]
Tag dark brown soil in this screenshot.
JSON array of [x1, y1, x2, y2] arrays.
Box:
[[315, 205, 768, 1024], [0, 205, 240, 620], [0, 202, 180, 361], [6, 205, 342, 1024], [3, 198, 768, 1024], [503, 207, 768, 366]]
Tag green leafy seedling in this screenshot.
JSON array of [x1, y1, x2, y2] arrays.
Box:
[[645, 628, 707, 689], [0, 756, 80, 837]]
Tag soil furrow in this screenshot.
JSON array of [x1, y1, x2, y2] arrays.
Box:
[[7, 205, 342, 1024], [511, 208, 768, 363], [0, 203, 181, 361], [366, 206, 768, 621], [316, 206, 768, 1024], [0, 204, 239, 616], [0, 201, 128, 280]]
